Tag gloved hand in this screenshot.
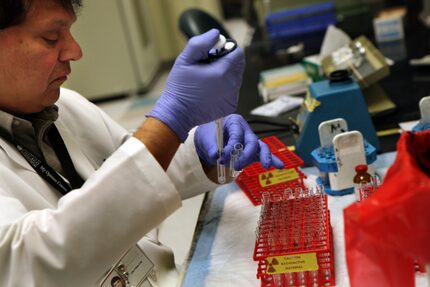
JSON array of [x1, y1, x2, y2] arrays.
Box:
[[148, 29, 245, 142], [194, 114, 284, 170]]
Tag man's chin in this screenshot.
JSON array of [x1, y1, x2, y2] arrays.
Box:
[[39, 89, 61, 111]]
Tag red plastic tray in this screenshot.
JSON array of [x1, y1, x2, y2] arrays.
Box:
[[254, 191, 335, 287], [236, 136, 306, 206]]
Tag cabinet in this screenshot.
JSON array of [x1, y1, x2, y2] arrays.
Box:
[[64, 0, 222, 100], [64, 0, 159, 100]]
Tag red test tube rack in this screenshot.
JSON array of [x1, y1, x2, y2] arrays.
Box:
[[253, 188, 335, 287], [236, 136, 306, 206]]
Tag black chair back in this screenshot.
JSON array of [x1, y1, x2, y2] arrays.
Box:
[[179, 8, 231, 39]]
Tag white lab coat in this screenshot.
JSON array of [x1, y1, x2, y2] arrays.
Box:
[[0, 88, 218, 287]]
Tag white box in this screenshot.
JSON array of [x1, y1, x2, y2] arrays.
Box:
[[373, 7, 406, 43]]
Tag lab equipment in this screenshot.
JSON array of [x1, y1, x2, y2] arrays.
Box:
[[215, 117, 226, 184], [373, 7, 406, 43], [208, 35, 239, 183], [257, 63, 310, 103], [148, 29, 244, 142], [295, 70, 379, 166], [315, 118, 348, 186], [321, 36, 390, 88], [311, 119, 377, 195], [355, 173, 381, 202], [254, 186, 335, 287], [229, 142, 243, 178], [200, 35, 238, 63], [353, 164, 372, 201], [412, 96, 430, 131], [236, 136, 304, 206]]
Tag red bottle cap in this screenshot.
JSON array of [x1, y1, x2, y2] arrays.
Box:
[[355, 164, 368, 172]]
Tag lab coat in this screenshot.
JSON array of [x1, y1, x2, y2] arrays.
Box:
[[0, 88, 218, 287]]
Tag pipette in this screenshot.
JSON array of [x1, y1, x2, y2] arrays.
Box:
[[215, 117, 226, 184], [200, 34, 237, 63], [209, 34, 237, 184]]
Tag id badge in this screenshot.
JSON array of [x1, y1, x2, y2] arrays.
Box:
[[99, 244, 154, 287]]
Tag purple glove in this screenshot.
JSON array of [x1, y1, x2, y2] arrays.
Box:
[[194, 114, 284, 170], [148, 29, 245, 142]]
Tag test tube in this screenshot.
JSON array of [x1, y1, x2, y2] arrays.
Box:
[[310, 270, 319, 286], [229, 142, 243, 178], [273, 274, 282, 287], [324, 269, 331, 283], [215, 118, 226, 184], [297, 271, 306, 286]]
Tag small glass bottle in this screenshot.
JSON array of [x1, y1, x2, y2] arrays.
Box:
[[353, 164, 372, 201]]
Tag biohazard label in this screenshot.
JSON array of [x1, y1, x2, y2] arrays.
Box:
[[258, 169, 299, 187], [265, 253, 318, 274]]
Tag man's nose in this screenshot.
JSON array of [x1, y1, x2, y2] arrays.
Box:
[[59, 33, 83, 62]]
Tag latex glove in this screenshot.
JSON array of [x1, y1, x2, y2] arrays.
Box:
[[194, 114, 284, 170], [148, 29, 245, 142]]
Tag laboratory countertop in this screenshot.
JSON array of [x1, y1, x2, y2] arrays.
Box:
[[180, 152, 429, 287]]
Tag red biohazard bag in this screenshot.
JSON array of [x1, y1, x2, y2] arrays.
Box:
[[344, 130, 430, 287]]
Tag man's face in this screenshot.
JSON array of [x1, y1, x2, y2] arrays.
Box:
[[0, 0, 82, 115], [112, 278, 124, 287]]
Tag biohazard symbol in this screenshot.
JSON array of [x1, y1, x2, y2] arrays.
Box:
[[261, 172, 274, 185], [266, 257, 279, 273]]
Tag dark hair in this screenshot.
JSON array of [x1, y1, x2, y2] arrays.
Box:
[[110, 276, 121, 287], [0, 0, 82, 29]]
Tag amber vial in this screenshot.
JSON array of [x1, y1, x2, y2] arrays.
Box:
[[353, 164, 372, 201]]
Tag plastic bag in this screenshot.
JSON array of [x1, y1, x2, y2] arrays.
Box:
[[344, 130, 430, 287]]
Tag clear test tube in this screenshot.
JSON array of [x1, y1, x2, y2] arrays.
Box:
[[310, 270, 319, 286], [285, 272, 293, 286], [215, 118, 226, 184], [262, 192, 271, 206], [324, 269, 331, 282], [273, 274, 282, 287], [229, 142, 243, 178], [216, 153, 226, 184], [295, 187, 303, 199], [319, 171, 329, 185], [297, 271, 306, 286], [371, 174, 381, 188], [319, 145, 331, 185], [316, 184, 325, 195]]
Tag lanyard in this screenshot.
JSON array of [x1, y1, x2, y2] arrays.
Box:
[[0, 125, 84, 195]]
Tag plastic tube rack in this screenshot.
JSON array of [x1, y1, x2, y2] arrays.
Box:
[[253, 188, 335, 287], [235, 136, 306, 206]]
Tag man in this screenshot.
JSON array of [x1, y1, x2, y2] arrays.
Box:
[[0, 0, 283, 286], [110, 276, 126, 287]]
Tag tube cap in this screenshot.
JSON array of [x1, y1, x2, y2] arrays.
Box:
[[355, 164, 368, 173]]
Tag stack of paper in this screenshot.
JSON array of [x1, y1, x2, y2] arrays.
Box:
[[258, 63, 311, 102], [250, 95, 304, 117]]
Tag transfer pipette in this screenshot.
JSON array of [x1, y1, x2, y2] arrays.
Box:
[[215, 117, 226, 184]]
